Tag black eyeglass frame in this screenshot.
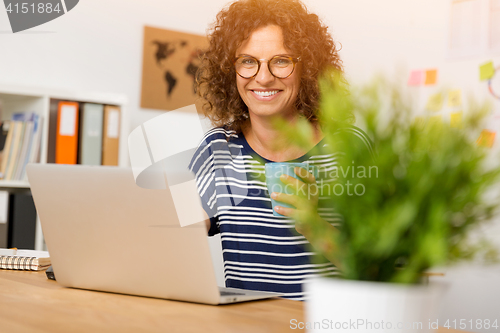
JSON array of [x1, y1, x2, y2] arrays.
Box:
[[233, 55, 302, 79]]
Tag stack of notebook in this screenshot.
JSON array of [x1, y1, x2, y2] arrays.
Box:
[[0, 249, 50, 271]]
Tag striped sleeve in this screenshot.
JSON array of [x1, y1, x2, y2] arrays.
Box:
[[188, 128, 237, 236]]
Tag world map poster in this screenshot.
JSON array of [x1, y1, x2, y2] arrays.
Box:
[[141, 26, 208, 111]]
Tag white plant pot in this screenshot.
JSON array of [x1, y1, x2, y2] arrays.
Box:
[[304, 277, 443, 333]]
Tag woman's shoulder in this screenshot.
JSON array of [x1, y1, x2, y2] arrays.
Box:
[[200, 126, 239, 144], [193, 127, 241, 158], [331, 125, 374, 156], [189, 126, 241, 173], [334, 124, 372, 143]]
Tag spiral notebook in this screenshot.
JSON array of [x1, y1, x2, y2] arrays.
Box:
[[0, 249, 51, 271]]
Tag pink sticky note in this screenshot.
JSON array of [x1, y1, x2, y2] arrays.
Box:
[[407, 70, 424, 86]]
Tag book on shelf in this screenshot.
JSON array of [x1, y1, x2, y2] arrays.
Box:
[[79, 103, 104, 166], [0, 122, 8, 153], [7, 114, 29, 180], [0, 113, 44, 181], [0, 120, 21, 180], [102, 105, 120, 166], [5, 121, 25, 180], [0, 122, 12, 179], [0, 121, 10, 177], [21, 115, 43, 181], [0, 249, 50, 271], [14, 119, 34, 180], [56, 101, 79, 164]]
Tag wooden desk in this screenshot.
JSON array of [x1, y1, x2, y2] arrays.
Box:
[[0, 270, 467, 333]]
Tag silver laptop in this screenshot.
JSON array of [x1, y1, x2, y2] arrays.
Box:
[[26, 163, 280, 305]]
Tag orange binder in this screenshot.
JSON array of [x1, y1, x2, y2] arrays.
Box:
[[55, 101, 79, 164], [102, 105, 120, 166]]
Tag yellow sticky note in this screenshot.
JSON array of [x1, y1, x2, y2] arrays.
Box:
[[479, 61, 495, 81], [450, 112, 463, 128], [425, 69, 438, 85], [476, 129, 496, 148], [427, 115, 443, 129], [448, 90, 463, 107], [426, 93, 443, 112]]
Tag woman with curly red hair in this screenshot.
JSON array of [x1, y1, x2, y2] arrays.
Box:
[[189, 0, 371, 300], [196, 0, 343, 133]]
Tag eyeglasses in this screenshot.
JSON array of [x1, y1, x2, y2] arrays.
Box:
[[234, 55, 301, 79]]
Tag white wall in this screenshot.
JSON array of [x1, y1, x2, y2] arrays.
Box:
[[2, 0, 500, 330], [0, 0, 231, 132], [1, 0, 499, 140]]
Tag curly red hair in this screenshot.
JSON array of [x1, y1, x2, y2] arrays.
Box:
[[196, 0, 344, 133]]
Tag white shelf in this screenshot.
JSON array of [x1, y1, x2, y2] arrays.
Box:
[[0, 180, 30, 189], [0, 83, 129, 250], [0, 84, 127, 105]]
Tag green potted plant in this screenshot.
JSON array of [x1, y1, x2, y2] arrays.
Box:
[[279, 72, 500, 332]]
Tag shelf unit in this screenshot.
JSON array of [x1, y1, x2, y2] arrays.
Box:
[[0, 84, 129, 250]]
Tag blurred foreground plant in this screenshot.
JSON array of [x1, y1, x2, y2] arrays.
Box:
[[278, 71, 500, 284]]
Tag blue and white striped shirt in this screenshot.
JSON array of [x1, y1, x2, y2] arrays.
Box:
[[188, 126, 373, 300]]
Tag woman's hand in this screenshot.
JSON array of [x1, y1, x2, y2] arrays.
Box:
[[270, 166, 320, 235], [271, 167, 342, 267]]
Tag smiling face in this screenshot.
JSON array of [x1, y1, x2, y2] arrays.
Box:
[[235, 25, 301, 122]]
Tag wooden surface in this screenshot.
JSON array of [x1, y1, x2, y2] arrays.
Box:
[[0, 270, 468, 333]]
